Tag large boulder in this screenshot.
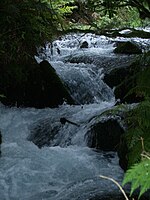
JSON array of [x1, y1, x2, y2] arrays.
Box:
[[0, 60, 74, 108], [85, 107, 133, 171], [120, 29, 150, 39], [86, 114, 125, 151], [104, 66, 131, 89], [104, 66, 136, 103], [104, 62, 145, 104], [114, 41, 142, 54]]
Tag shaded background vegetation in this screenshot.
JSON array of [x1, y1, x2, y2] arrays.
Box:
[[0, 0, 150, 65]]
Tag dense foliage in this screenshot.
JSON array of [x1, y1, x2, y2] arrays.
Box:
[[0, 0, 52, 64], [122, 55, 150, 198], [76, 0, 150, 19], [124, 55, 150, 165], [0, 0, 75, 64], [0, 0, 149, 65], [125, 100, 150, 166], [67, 0, 150, 29]]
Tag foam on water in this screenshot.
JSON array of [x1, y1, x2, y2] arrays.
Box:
[[0, 101, 124, 200]]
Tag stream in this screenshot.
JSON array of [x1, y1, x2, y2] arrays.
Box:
[[0, 31, 150, 200]]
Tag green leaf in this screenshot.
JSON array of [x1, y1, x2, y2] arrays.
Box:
[[123, 158, 150, 198]]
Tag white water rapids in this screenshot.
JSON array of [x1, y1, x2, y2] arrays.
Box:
[[0, 101, 124, 200], [0, 32, 149, 200]]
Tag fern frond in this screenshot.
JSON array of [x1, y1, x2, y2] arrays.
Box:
[[123, 158, 150, 198], [126, 130, 150, 166], [126, 100, 150, 128]]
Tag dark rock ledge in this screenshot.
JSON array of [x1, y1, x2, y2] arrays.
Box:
[[0, 60, 74, 108]]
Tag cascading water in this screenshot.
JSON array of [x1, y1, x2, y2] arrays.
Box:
[[1, 32, 149, 200], [0, 102, 125, 200]]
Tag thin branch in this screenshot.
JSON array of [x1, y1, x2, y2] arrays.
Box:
[[141, 153, 150, 160], [140, 137, 145, 152], [99, 175, 129, 200]]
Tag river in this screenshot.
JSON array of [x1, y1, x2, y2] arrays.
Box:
[[0, 31, 149, 200]]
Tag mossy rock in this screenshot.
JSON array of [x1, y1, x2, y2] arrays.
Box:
[[85, 108, 130, 170], [0, 59, 74, 108], [103, 54, 150, 104], [114, 56, 150, 103], [114, 41, 142, 54], [121, 29, 150, 39], [104, 65, 142, 104], [27, 118, 60, 148]]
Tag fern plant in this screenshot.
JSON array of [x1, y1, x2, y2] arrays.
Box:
[[123, 152, 150, 199], [122, 61, 150, 198], [125, 99, 150, 167], [124, 62, 150, 167]]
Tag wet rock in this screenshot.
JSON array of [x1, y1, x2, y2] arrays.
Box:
[[89, 194, 125, 200], [104, 63, 144, 104], [86, 117, 125, 151], [117, 135, 128, 171], [80, 41, 89, 48], [85, 106, 135, 171], [28, 118, 60, 148], [90, 192, 150, 200], [104, 66, 135, 103], [0, 60, 74, 108], [114, 41, 142, 54], [63, 54, 94, 64], [120, 29, 150, 39], [104, 66, 131, 89]]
